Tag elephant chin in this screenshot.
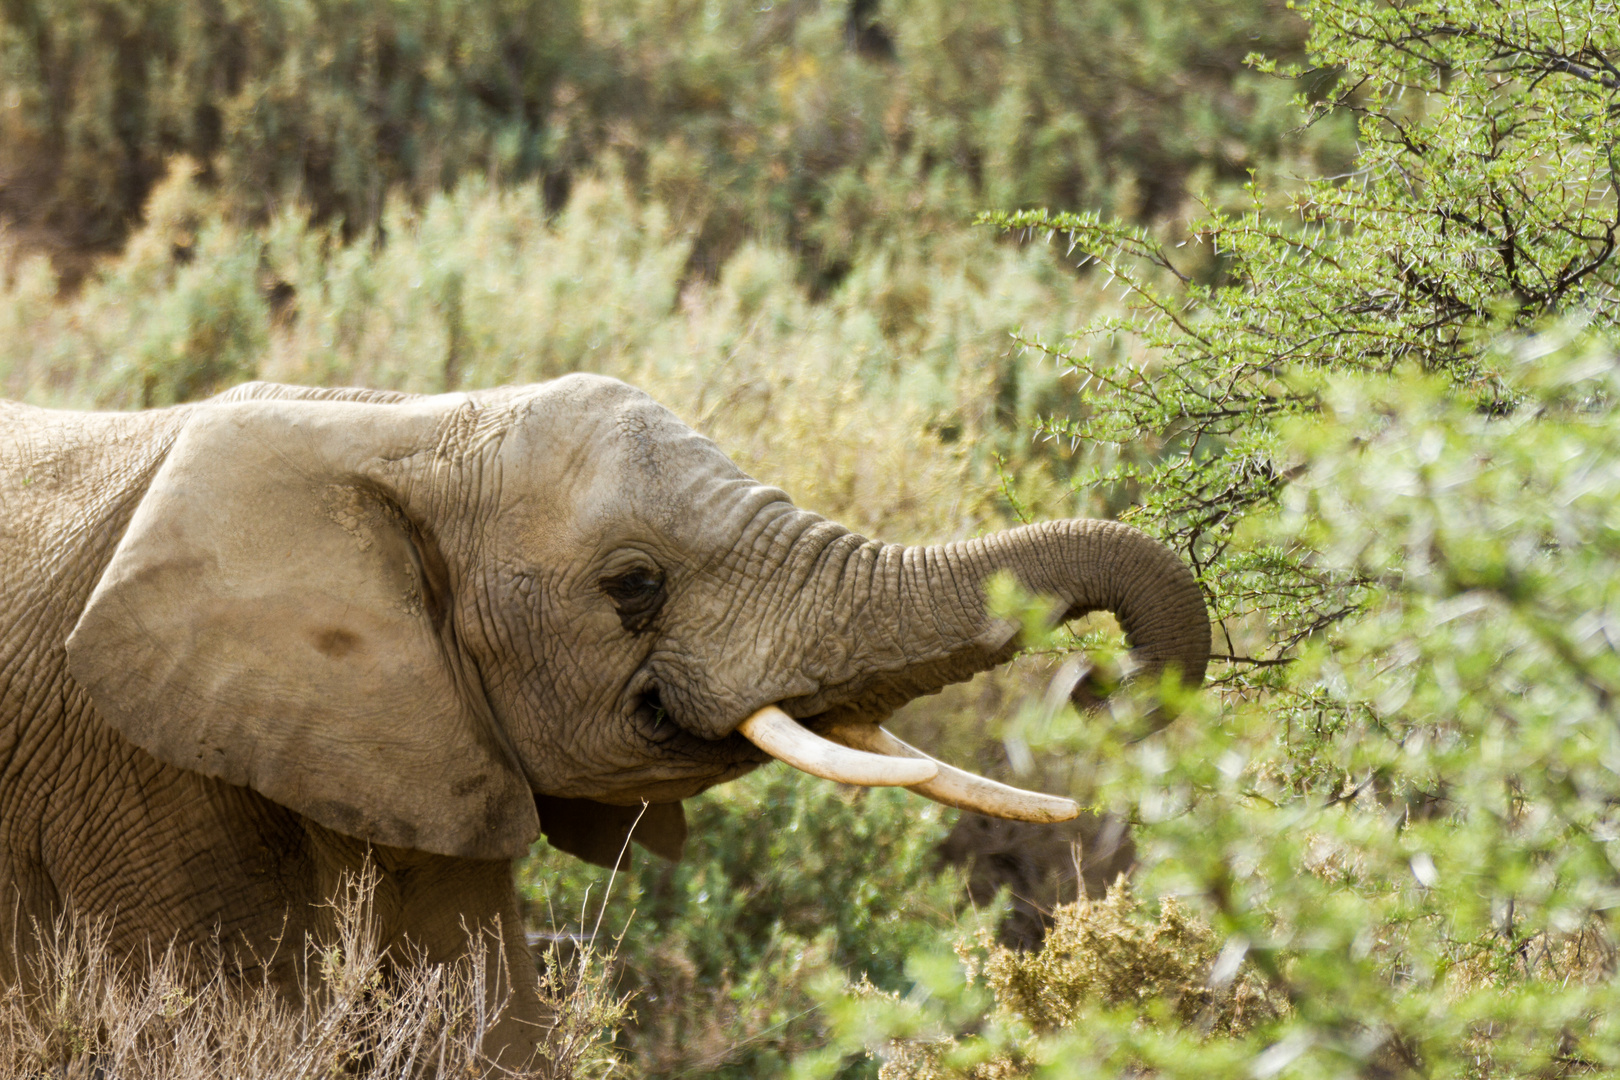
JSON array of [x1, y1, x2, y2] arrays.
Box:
[[737, 706, 1081, 824]]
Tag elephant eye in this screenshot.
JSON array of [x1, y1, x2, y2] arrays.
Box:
[[600, 568, 666, 633]]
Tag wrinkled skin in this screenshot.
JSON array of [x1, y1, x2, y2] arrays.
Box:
[[0, 376, 1209, 1066]]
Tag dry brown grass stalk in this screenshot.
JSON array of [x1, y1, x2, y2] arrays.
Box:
[[0, 867, 629, 1079]]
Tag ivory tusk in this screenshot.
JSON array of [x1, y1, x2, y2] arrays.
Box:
[[826, 723, 1081, 823], [738, 706, 938, 787]]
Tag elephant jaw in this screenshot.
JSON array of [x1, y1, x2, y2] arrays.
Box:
[[736, 705, 1080, 824]]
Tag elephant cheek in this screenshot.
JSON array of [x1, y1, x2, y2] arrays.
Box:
[[798, 634, 850, 687]]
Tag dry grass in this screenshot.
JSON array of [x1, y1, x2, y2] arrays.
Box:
[[0, 868, 629, 1079]]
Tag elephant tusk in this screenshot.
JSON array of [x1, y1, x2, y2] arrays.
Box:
[[738, 706, 939, 787], [825, 723, 1081, 823]]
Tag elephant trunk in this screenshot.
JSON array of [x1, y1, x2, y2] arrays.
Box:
[[940, 518, 1212, 692], [733, 517, 1210, 822], [778, 517, 1210, 722]]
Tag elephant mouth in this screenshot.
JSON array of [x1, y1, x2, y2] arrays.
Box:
[[627, 682, 1076, 823], [734, 705, 1080, 824], [625, 683, 768, 774]]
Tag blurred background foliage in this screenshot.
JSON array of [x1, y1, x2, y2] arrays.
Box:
[[4, 0, 1618, 1076], [0, 0, 1322, 282]]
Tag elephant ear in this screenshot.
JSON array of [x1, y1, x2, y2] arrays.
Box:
[[66, 398, 540, 861]]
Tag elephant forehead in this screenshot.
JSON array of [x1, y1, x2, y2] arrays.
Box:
[[607, 403, 754, 489], [498, 380, 731, 486], [505, 405, 775, 540]]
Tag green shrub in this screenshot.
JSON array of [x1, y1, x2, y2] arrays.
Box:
[[802, 0, 1620, 1075], [986, 0, 1620, 696], [520, 767, 971, 1080], [967, 881, 1284, 1037], [0, 159, 269, 405], [820, 332, 1620, 1080]]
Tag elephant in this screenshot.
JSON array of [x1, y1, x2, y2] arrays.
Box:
[[0, 375, 1209, 1067]]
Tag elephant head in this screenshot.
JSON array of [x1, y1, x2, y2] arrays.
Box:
[[64, 375, 1209, 868]]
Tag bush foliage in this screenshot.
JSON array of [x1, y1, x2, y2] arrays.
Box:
[[803, 0, 1620, 1076], [819, 337, 1620, 1079], [988, 0, 1620, 688], [0, 159, 1096, 524]]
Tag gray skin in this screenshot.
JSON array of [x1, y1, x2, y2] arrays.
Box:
[[0, 376, 1209, 1066]]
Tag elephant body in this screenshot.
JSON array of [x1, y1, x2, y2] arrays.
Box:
[[0, 378, 1209, 1067]]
